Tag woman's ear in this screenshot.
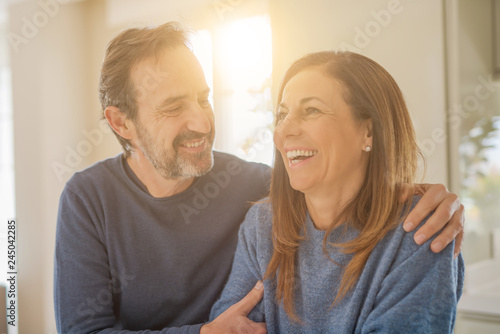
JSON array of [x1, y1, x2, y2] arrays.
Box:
[[362, 119, 373, 150], [104, 106, 134, 140]]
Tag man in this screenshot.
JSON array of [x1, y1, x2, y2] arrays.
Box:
[[54, 22, 464, 333]]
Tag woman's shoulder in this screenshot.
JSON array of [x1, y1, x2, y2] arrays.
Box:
[[376, 194, 452, 266], [239, 199, 273, 236], [245, 199, 272, 224]]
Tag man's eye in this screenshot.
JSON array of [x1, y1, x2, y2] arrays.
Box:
[[199, 99, 211, 108], [163, 106, 182, 116], [305, 107, 321, 115]]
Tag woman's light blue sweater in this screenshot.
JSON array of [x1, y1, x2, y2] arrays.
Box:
[[210, 197, 464, 333]]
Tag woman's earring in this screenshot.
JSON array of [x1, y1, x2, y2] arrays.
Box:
[[364, 146, 372, 152]]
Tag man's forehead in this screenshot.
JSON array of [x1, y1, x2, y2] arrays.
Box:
[[131, 46, 208, 106], [131, 46, 202, 83]]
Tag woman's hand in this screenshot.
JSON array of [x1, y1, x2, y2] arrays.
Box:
[[400, 184, 464, 258]]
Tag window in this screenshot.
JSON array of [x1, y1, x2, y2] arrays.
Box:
[[214, 15, 273, 165], [196, 15, 274, 166], [447, 0, 500, 264]]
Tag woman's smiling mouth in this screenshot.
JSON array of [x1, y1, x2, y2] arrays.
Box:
[[286, 149, 318, 166]]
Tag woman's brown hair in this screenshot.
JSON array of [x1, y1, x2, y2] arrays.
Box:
[[265, 51, 422, 321]]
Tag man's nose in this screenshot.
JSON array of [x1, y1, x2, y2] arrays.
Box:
[[186, 103, 212, 134]]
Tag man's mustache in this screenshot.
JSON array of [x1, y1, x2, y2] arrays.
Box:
[[173, 129, 214, 151]]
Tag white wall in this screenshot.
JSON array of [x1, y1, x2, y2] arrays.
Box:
[[8, 0, 450, 331], [0, 27, 8, 68], [9, 0, 114, 332]]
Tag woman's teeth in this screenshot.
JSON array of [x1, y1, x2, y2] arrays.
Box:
[[286, 150, 317, 165]]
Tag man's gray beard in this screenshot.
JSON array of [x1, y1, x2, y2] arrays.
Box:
[[135, 123, 214, 180]]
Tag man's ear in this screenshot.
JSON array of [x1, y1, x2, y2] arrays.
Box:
[[104, 106, 134, 140]]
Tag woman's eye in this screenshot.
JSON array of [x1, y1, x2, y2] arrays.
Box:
[[276, 111, 287, 123]]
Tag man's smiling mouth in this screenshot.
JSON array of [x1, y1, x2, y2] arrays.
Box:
[[183, 139, 205, 148]]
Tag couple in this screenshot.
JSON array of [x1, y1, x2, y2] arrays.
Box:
[[54, 22, 463, 333]]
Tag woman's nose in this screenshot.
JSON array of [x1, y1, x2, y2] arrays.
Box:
[[276, 112, 302, 138]]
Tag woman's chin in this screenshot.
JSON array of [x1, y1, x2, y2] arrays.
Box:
[[288, 179, 311, 194]]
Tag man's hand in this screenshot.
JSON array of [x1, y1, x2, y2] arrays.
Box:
[[201, 281, 267, 334], [400, 183, 464, 258]]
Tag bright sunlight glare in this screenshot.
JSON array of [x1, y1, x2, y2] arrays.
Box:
[[216, 15, 272, 90], [215, 15, 274, 165]]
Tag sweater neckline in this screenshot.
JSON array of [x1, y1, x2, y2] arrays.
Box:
[[305, 211, 359, 243], [305, 212, 328, 237]]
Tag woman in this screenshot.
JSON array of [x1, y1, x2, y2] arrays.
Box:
[[209, 51, 464, 333]]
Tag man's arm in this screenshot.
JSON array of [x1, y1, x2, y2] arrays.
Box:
[[54, 186, 120, 333], [400, 183, 464, 257], [54, 186, 202, 334]]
